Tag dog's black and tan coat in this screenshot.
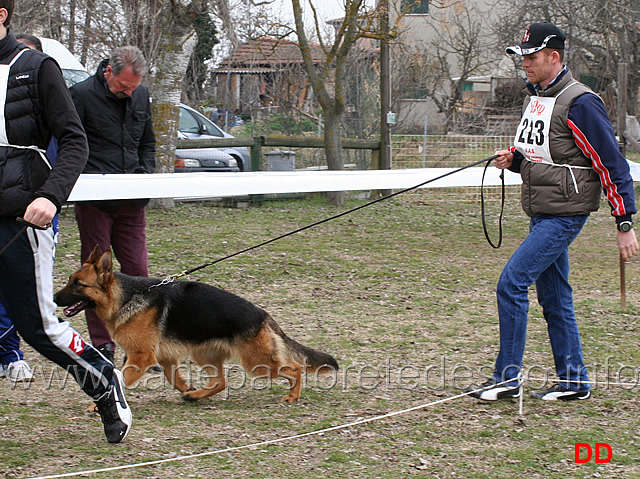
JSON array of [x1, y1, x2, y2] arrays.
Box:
[[54, 246, 338, 403]]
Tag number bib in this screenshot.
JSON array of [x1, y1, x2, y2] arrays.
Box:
[[513, 95, 555, 164], [513, 82, 591, 194]]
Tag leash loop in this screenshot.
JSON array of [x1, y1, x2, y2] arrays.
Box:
[[480, 157, 505, 249]]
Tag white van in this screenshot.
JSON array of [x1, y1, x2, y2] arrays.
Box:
[[39, 38, 90, 88]]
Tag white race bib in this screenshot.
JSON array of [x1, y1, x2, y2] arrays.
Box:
[[513, 96, 555, 164], [512, 81, 591, 193], [0, 48, 28, 144]]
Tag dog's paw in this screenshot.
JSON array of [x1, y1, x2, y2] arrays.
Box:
[[182, 388, 199, 402], [280, 394, 299, 403]]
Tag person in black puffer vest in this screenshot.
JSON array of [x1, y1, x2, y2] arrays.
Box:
[[0, 0, 132, 443]]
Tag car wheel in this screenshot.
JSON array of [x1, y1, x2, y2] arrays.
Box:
[[233, 156, 244, 171]]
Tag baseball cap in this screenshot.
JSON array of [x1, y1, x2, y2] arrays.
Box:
[[506, 23, 566, 55]]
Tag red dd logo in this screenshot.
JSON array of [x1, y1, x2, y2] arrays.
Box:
[[68, 332, 86, 355], [574, 443, 613, 463]]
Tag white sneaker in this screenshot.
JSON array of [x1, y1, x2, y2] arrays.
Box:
[[3, 360, 35, 382], [466, 378, 521, 401]]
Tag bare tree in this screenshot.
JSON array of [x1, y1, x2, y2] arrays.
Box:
[[400, 1, 500, 133], [126, 0, 200, 181], [494, 0, 640, 118], [290, 0, 381, 206], [12, 0, 63, 39]]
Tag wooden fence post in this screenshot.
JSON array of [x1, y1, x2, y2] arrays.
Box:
[[251, 136, 264, 171]]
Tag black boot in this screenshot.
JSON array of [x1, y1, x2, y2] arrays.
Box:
[[97, 343, 115, 363]]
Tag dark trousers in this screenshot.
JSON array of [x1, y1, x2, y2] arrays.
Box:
[[74, 201, 149, 347], [0, 217, 112, 396]]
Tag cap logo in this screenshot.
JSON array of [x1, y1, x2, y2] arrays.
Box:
[[522, 28, 531, 43]]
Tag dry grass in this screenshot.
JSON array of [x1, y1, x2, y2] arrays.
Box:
[[1, 192, 639, 478]]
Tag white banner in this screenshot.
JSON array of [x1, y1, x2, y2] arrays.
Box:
[[68, 167, 524, 201], [67, 161, 639, 202]]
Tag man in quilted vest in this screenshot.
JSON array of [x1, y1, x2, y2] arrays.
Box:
[[468, 23, 638, 401]]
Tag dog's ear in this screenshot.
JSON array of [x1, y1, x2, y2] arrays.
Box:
[[96, 250, 113, 281], [86, 245, 102, 264]]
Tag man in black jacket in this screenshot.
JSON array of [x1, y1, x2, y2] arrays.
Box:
[[70, 46, 155, 362], [0, 0, 131, 442]]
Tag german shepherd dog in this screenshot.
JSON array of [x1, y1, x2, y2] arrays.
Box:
[[54, 246, 338, 403]]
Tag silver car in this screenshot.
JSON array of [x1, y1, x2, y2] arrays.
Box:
[[177, 104, 251, 172]]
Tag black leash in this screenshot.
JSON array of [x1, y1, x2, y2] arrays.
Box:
[[0, 224, 27, 257], [158, 155, 500, 283], [480, 157, 505, 249], [0, 218, 52, 257]]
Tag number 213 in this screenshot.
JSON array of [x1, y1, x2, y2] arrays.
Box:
[[517, 118, 545, 145]]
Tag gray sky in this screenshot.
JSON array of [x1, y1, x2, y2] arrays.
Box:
[[266, 0, 376, 24]]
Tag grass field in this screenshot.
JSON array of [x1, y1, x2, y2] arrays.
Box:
[[1, 192, 639, 478]]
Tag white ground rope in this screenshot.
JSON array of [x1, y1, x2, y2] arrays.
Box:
[[24, 382, 509, 479], [23, 376, 638, 479]]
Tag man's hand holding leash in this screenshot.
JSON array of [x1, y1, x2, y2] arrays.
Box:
[[494, 149, 514, 170], [22, 197, 56, 230]]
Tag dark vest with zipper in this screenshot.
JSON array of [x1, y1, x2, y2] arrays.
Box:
[[0, 45, 50, 217]]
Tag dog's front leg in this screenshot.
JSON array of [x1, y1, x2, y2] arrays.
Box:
[[121, 351, 159, 387], [158, 358, 193, 394]]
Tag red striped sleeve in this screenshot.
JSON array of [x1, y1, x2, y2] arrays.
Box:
[[568, 119, 626, 216]]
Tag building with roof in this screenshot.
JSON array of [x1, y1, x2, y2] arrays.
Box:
[[212, 36, 327, 117]]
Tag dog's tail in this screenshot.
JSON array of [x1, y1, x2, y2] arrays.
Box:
[[266, 315, 339, 373]]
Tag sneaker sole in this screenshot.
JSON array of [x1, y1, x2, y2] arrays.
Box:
[[470, 386, 522, 401], [533, 390, 591, 401], [9, 377, 35, 383], [112, 369, 132, 442]]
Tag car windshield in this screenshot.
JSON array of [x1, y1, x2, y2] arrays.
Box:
[[179, 107, 224, 137], [62, 69, 90, 88]]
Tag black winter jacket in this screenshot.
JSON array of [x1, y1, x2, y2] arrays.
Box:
[[0, 31, 88, 217], [70, 59, 155, 175]]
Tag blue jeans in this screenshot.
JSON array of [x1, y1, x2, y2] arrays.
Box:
[[0, 300, 23, 366], [493, 214, 590, 392]]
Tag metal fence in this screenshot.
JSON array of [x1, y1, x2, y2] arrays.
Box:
[[391, 135, 512, 169], [267, 134, 514, 170], [389, 134, 517, 202]]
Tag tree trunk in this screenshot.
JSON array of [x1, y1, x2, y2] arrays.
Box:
[[323, 109, 344, 206], [147, 1, 199, 208], [80, 0, 93, 67]]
